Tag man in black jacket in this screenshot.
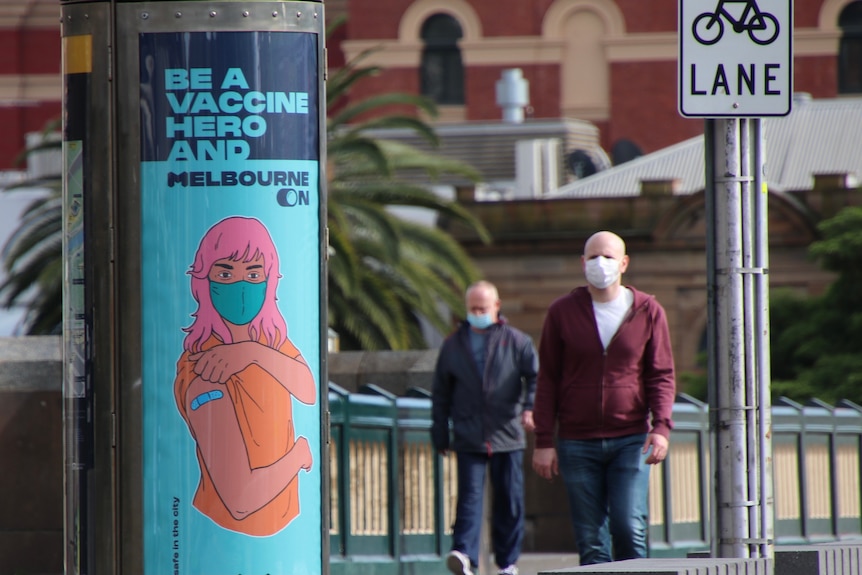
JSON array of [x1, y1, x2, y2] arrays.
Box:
[[431, 281, 539, 575]]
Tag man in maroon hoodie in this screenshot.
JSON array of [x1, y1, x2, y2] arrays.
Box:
[[531, 230, 676, 565]]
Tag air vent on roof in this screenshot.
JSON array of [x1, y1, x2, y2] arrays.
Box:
[[611, 139, 643, 166], [496, 69, 530, 124], [515, 138, 560, 197], [566, 150, 598, 179]]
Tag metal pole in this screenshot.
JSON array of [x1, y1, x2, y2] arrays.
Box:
[[740, 118, 760, 559], [753, 118, 775, 561], [709, 116, 774, 570], [714, 118, 749, 558], [704, 119, 719, 559]]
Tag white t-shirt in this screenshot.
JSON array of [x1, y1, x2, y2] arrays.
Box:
[[593, 287, 634, 349]]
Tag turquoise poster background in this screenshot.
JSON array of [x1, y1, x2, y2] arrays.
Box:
[[139, 31, 322, 575]]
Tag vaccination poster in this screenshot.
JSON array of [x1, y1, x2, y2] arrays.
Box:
[[139, 31, 322, 575]]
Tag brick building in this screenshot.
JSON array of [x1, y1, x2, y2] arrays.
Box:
[[3, 0, 862, 361], [3, 0, 861, 168], [338, 0, 862, 157], [0, 0, 60, 171]]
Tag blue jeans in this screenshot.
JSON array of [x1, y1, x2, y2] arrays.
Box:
[[556, 434, 650, 565], [451, 450, 524, 569]]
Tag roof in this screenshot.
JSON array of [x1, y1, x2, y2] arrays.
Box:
[[366, 118, 609, 187], [547, 94, 862, 199]]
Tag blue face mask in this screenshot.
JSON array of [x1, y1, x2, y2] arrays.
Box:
[[466, 312, 495, 330], [210, 280, 267, 325]]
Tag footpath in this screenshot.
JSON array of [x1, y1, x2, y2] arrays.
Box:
[[517, 553, 582, 574]]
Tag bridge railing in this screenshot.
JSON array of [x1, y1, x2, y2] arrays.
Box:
[[5, 339, 862, 574], [328, 382, 455, 575], [328, 384, 862, 572]]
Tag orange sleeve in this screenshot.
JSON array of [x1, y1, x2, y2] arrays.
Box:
[[174, 350, 196, 433]]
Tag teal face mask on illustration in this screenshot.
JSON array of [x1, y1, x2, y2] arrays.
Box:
[[210, 280, 267, 325]]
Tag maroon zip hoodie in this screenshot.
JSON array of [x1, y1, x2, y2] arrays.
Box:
[[533, 286, 676, 449]]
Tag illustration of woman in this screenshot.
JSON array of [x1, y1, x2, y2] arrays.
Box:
[[174, 216, 316, 537]]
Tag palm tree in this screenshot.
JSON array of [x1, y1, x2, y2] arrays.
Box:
[[326, 44, 489, 349], [2, 45, 490, 346], [0, 124, 63, 334]]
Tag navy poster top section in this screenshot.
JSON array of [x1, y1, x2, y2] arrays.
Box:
[[140, 31, 319, 163]]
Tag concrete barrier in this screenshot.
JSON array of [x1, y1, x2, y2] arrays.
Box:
[[537, 557, 771, 575], [775, 543, 862, 575]]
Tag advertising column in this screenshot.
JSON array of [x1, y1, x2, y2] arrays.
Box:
[[117, 3, 327, 574]]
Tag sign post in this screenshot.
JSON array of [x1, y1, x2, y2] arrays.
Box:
[[678, 0, 787, 563]]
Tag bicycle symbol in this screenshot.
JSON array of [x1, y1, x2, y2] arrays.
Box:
[[692, 0, 780, 46]]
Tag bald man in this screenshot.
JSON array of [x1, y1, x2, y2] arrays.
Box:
[[531, 231, 676, 565], [432, 281, 538, 575]]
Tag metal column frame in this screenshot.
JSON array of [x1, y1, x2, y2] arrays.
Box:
[[753, 119, 774, 562], [60, 2, 329, 573], [706, 118, 774, 562], [60, 3, 117, 574], [714, 117, 751, 558], [704, 117, 718, 559]]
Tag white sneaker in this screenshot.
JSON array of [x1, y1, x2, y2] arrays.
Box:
[[498, 565, 519, 575], [446, 550, 474, 575]]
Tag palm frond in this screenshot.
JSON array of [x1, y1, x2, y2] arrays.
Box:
[[1, 197, 62, 267], [326, 46, 383, 109], [328, 136, 392, 176], [330, 92, 438, 132]]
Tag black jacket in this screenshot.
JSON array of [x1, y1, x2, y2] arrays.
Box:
[[431, 317, 538, 453]]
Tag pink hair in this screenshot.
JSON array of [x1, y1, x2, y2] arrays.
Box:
[[183, 216, 287, 353]]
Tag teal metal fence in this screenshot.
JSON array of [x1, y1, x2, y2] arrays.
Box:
[[647, 393, 712, 557], [329, 383, 454, 575], [328, 383, 862, 573]]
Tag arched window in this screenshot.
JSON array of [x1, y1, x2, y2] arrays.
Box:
[[420, 14, 464, 105], [839, 1, 862, 93]]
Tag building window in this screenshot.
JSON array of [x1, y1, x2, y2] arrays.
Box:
[[839, 1, 862, 94], [420, 14, 464, 105]]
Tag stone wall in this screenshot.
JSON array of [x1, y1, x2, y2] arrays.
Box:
[[444, 185, 862, 377], [0, 337, 63, 575]]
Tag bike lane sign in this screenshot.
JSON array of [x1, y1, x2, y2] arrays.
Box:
[[679, 0, 793, 117]]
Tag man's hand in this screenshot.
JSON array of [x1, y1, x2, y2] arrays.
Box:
[[643, 433, 669, 465], [532, 447, 558, 480], [521, 410, 535, 433]]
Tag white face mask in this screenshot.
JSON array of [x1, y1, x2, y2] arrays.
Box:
[[584, 256, 620, 289]]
